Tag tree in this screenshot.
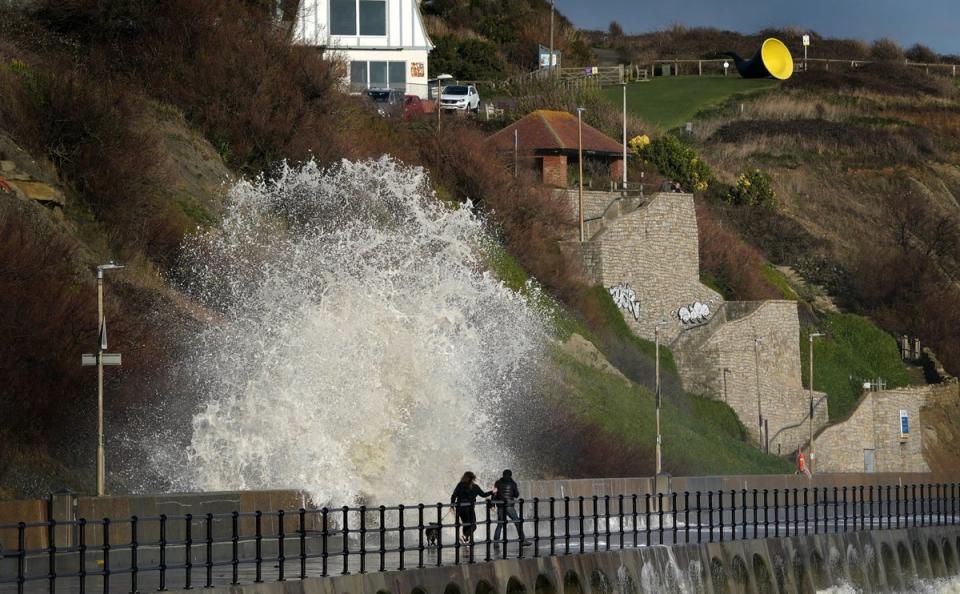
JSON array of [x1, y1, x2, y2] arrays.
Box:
[[608, 21, 624, 39], [870, 38, 904, 62], [905, 43, 938, 64]]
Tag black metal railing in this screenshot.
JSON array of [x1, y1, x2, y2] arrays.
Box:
[[0, 482, 957, 593]]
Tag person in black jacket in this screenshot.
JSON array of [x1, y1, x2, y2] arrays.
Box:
[[450, 471, 492, 543], [492, 469, 531, 546]]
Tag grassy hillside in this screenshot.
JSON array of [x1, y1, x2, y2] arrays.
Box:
[[602, 77, 779, 131]]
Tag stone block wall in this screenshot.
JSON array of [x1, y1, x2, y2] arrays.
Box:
[[571, 191, 722, 342], [673, 300, 828, 452], [815, 384, 955, 473]]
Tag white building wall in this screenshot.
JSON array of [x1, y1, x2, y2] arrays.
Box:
[[293, 0, 433, 97]]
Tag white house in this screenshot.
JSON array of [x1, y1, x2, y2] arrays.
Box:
[[291, 0, 434, 98]]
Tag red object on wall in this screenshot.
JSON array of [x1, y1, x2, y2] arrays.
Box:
[[0, 176, 13, 193]]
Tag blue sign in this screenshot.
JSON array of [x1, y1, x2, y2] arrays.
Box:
[[900, 410, 910, 435]]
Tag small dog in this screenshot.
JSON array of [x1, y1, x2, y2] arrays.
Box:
[[424, 522, 441, 547]]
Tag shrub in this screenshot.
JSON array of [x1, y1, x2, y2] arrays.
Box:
[[870, 38, 905, 62], [906, 43, 939, 64], [632, 134, 712, 192], [726, 168, 776, 207]]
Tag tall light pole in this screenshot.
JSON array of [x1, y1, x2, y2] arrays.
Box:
[[621, 82, 628, 189], [808, 332, 825, 473], [549, 0, 555, 76], [89, 262, 124, 497], [754, 336, 764, 449], [655, 320, 668, 475], [577, 106, 586, 242]]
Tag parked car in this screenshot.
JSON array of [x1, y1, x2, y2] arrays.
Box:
[[403, 95, 426, 120], [366, 88, 405, 117], [440, 85, 480, 112]]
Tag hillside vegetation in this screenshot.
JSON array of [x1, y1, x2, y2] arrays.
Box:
[[0, 1, 792, 498]]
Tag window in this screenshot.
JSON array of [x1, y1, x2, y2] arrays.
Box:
[[359, 0, 386, 35], [350, 60, 406, 91], [330, 0, 356, 35], [331, 0, 385, 36]]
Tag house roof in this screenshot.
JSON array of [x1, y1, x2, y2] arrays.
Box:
[[487, 110, 625, 157]]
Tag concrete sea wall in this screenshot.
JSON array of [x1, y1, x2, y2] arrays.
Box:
[[163, 525, 960, 594]]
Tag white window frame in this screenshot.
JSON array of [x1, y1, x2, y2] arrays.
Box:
[[330, 0, 387, 37]]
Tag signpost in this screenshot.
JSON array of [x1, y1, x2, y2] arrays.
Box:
[[802, 35, 810, 71]]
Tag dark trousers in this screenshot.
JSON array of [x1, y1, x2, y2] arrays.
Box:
[[493, 504, 525, 542]]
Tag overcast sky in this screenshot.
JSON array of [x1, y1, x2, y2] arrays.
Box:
[[561, 0, 960, 55]]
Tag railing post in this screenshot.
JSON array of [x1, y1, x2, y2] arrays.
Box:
[[885, 486, 892, 531], [17, 522, 26, 594], [231, 511, 239, 584], [277, 510, 287, 580], [417, 503, 424, 569], [912, 484, 918, 527], [205, 513, 213, 588], [763, 489, 769, 538], [657, 493, 664, 545], [895, 487, 901, 529], [869, 486, 874, 529], [548, 497, 556, 557], [833, 487, 839, 534], [484, 501, 492, 563], [646, 494, 652, 546], [159, 514, 167, 591], [182, 514, 191, 590], [603, 495, 611, 551], [741, 489, 747, 540], [842, 487, 848, 533], [564, 496, 571, 554], [793, 488, 799, 536], [592, 495, 600, 550], [397, 504, 405, 571], [859, 486, 865, 530], [803, 488, 809, 535], [435, 503, 443, 568], [48, 518, 56, 594], [752, 489, 758, 538], [671, 492, 678, 545], [131, 515, 139, 592], [320, 508, 328, 577], [78, 518, 86, 594], [254, 511, 263, 582], [773, 489, 779, 537], [378, 506, 386, 572], [579, 496, 586, 552], [534, 497, 542, 556], [357, 506, 365, 574], [684, 492, 690, 544], [719, 491, 726, 542], [708, 491, 715, 543], [299, 509, 307, 580]]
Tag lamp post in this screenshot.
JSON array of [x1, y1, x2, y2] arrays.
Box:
[[621, 82, 628, 189], [549, 0, 555, 76], [577, 106, 586, 242], [655, 320, 668, 475], [90, 262, 124, 497], [808, 332, 825, 473], [753, 336, 764, 449]]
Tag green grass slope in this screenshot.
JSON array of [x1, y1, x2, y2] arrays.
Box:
[[602, 76, 779, 130], [801, 312, 913, 420]]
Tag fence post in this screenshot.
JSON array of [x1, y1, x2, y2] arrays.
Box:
[[684, 492, 690, 544], [593, 495, 600, 550], [254, 511, 263, 582], [159, 514, 167, 591], [763, 489, 769, 538], [131, 515, 139, 592], [299, 509, 307, 580], [17, 522, 26, 594], [398, 504, 406, 570], [579, 497, 586, 552], [231, 511, 239, 584], [657, 493, 664, 545], [833, 487, 839, 534], [78, 519, 86, 594], [708, 492, 714, 543], [672, 492, 678, 545], [646, 494, 653, 546], [773, 489, 779, 537], [752, 490, 759, 538], [895, 487, 901, 530], [564, 496, 571, 554], [205, 513, 214, 588], [48, 518, 56, 594], [548, 497, 556, 556], [741, 489, 747, 540], [356, 507, 364, 574], [718, 491, 724, 542], [417, 504, 424, 569], [320, 508, 328, 577], [603, 495, 611, 551], [182, 514, 191, 590], [859, 486, 865, 529], [277, 509, 286, 580], [435, 503, 443, 567], [534, 497, 542, 556]]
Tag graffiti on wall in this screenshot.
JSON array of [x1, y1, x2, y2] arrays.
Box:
[[674, 301, 712, 325], [609, 283, 641, 321]]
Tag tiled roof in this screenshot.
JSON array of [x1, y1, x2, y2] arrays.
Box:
[[487, 110, 625, 156]]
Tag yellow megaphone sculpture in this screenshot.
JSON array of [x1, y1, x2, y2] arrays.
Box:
[[724, 38, 794, 80]]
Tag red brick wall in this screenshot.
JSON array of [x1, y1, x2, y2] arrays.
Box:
[[542, 155, 568, 187], [610, 158, 624, 184]]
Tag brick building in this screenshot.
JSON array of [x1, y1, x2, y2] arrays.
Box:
[[487, 110, 624, 187]]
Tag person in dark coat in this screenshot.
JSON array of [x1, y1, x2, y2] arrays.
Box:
[[450, 471, 492, 543], [492, 469, 531, 546]]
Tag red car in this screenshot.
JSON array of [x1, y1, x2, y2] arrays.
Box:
[[404, 95, 426, 120]]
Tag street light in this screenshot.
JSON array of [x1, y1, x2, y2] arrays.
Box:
[[85, 262, 124, 497], [621, 82, 628, 190], [753, 336, 764, 450], [808, 332, 825, 473], [655, 319, 669, 475], [577, 106, 586, 242]]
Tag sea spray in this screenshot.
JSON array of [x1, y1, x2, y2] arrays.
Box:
[[152, 157, 549, 505]]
